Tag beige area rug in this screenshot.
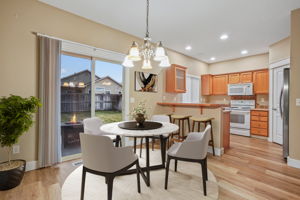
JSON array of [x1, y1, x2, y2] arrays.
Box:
[[62, 150, 219, 200]]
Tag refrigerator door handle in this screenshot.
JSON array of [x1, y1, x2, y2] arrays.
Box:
[[279, 87, 284, 118]]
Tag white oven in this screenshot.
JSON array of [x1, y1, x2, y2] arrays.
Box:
[[228, 83, 253, 96], [230, 110, 250, 129]]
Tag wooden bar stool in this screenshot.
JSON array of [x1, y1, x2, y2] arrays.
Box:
[[170, 115, 191, 142], [190, 117, 215, 156]]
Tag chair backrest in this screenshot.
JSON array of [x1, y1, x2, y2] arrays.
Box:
[[83, 117, 103, 135], [151, 115, 170, 123], [176, 125, 211, 160]]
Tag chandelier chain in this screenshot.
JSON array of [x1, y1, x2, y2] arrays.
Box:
[[146, 0, 150, 38]]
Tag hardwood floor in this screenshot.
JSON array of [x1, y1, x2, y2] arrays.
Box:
[[1, 135, 300, 200]]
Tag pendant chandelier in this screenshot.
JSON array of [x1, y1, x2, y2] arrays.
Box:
[[122, 0, 171, 69]]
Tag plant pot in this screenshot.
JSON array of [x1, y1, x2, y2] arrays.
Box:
[[135, 114, 145, 127], [0, 159, 26, 190]]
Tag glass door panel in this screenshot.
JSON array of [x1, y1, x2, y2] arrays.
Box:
[[176, 68, 185, 91]]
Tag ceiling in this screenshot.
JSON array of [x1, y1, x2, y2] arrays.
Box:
[[39, 0, 300, 63]]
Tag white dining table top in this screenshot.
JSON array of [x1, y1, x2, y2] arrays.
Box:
[[100, 121, 179, 137]]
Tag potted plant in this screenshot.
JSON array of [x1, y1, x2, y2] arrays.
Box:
[[131, 101, 147, 127], [0, 95, 41, 190]]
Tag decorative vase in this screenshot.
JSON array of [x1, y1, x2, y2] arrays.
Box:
[[0, 159, 26, 190], [135, 113, 145, 127]]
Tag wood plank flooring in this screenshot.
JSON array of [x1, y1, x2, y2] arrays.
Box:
[[1, 135, 300, 200]]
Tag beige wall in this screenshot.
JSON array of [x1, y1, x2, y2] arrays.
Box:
[[269, 37, 291, 64], [0, 0, 208, 163], [208, 53, 269, 74], [289, 8, 300, 161]]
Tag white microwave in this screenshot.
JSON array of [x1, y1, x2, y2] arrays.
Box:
[[228, 83, 253, 96]]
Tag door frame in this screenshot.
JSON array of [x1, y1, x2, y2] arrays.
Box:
[[268, 58, 290, 143]]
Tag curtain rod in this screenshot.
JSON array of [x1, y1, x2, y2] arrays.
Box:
[[31, 31, 124, 55]]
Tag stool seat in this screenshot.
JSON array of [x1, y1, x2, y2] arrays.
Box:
[[190, 117, 214, 122], [171, 115, 191, 119]]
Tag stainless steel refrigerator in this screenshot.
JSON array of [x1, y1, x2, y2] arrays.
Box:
[[282, 68, 290, 158]]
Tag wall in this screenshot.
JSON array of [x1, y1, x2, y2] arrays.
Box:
[[269, 37, 291, 64], [289, 8, 300, 162], [0, 0, 208, 163], [207, 53, 269, 105]]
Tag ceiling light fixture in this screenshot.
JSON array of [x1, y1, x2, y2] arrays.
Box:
[[122, 0, 170, 69], [210, 57, 216, 61], [185, 45, 192, 51], [241, 50, 248, 55], [220, 34, 229, 40]]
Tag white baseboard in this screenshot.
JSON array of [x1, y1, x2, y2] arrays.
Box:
[[208, 146, 224, 156], [287, 157, 300, 169], [26, 161, 38, 171]]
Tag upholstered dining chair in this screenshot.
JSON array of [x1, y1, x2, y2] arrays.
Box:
[[134, 114, 170, 158], [164, 125, 211, 196], [79, 133, 141, 200], [83, 117, 121, 146]]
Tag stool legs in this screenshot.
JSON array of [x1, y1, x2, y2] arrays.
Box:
[[208, 120, 215, 156]]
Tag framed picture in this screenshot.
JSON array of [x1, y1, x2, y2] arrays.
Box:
[[135, 71, 158, 92]]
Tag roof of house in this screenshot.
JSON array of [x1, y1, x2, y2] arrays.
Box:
[[95, 76, 122, 87], [61, 70, 101, 82]]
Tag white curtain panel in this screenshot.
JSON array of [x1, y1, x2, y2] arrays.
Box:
[[38, 36, 62, 167]]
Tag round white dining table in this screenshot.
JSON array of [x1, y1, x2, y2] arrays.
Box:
[[100, 121, 179, 187]]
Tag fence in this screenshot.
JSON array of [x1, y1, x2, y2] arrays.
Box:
[[61, 93, 122, 113]]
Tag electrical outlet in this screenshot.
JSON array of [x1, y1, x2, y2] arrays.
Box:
[[296, 98, 300, 106], [13, 145, 20, 154]]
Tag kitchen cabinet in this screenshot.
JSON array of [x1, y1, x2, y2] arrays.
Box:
[[201, 74, 213, 95], [253, 70, 269, 94], [228, 73, 240, 84], [240, 72, 252, 83], [250, 110, 268, 137], [166, 64, 187, 93], [223, 111, 231, 151], [212, 75, 228, 95]]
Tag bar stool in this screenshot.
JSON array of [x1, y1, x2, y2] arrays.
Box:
[[190, 116, 215, 156], [170, 115, 191, 142]]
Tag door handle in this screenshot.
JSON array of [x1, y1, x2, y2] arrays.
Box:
[[279, 87, 284, 118]]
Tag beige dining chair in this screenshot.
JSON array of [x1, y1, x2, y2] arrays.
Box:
[[164, 125, 211, 196], [134, 115, 170, 157], [79, 133, 141, 200], [83, 117, 121, 146]]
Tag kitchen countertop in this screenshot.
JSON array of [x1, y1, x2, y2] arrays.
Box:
[[251, 108, 269, 111], [157, 102, 229, 108]]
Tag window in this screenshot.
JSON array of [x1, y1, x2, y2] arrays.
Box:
[[182, 75, 201, 103]]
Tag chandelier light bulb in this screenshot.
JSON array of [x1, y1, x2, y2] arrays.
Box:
[[122, 56, 134, 67], [159, 56, 171, 67], [142, 59, 152, 69], [128, 41, 141, 61], [154, 41, 166, 61]]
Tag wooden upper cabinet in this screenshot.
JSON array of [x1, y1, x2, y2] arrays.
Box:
[[228, 73, 240, 84], [253, 70, 269, 94], [240, 72, 252, 83], [212, 75, 228, 95], [201, 74, 213, 95], [166, 64, 187, 93]]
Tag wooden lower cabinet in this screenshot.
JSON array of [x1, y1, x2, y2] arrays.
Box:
[[223, 111, 231, 151], [250, 110, 268, 137]]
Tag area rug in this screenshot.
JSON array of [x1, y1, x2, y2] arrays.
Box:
[[62, 150, 219, 200]]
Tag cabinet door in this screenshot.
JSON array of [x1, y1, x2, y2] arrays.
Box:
[[253, 70, 269, 94], [212, 75, 228, 95], [166, 64, 187, 93], [201, 74, 212, 95], [228, 73, 240, 84], [175, 67, 186, 92], [240, 72, 252, 83]]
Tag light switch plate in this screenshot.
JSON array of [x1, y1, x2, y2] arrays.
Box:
[[296, 98, 300, 106], [13, 145, 20, 154]]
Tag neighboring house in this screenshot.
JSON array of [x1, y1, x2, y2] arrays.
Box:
[[92, 76, 122, 95]]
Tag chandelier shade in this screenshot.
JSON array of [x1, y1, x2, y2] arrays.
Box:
[[123, 0, 170, 69]]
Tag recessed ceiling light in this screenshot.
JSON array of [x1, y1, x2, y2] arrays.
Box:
[[241, 50, 248, 55], [220, 34, 229, 40], [185, 45, 192, 50], [210, 57, 216, 61]]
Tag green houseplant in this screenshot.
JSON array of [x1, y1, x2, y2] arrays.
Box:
[[0, 95, 41, 190]]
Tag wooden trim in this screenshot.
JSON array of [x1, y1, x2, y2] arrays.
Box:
[[157, 102, 228, 108], [202, 68, 269, 77]]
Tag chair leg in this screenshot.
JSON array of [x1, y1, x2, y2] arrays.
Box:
[[174, 159, 178, 172], [119, 138, 122, 147], [134, 137, 137, 153], [204, 157, 208, 181], [187, 118, 191, 132], [80, 168, 86, 200], [200, 161, 207, 196], [136, 161, 141, 193], [192, 120, 195, 132], [209, 120, 216, 156], [198, 122, 201, 132], [165, 156, 171, 190], [140, 138, 143, 158], [152, 138, 155, 151], [107, 176, 114, 200]]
